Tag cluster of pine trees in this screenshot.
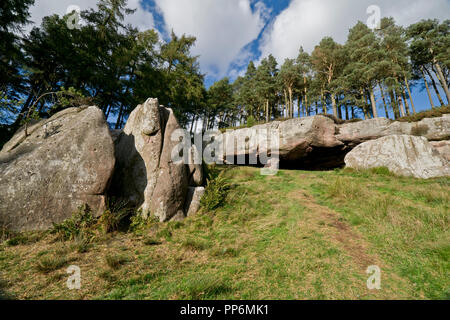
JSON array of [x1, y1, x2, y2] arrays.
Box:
[[205, 18, 449, 130], [1, 0, 205, 144], [1, 0, 449, 141]]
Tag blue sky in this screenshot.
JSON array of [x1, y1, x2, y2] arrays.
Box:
[[29, 0, 450, 114]]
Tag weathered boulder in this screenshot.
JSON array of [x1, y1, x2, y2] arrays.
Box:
[[222, 115, 346, 169], [110, 98, 193, 222], [185, 187, 205, 217], [344, 135, 450, 179], [0, 106, 115, 231]]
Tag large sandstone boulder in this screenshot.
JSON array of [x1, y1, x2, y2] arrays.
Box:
[[0, 106, 115, 231], [222, 115, 346, 168], [344, 135, 450, 179], [110, 98, 191, 222]]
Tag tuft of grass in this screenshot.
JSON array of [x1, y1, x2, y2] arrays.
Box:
[[98, 270, 117, 283], [105, 254, 128, 270], [181, 238, 211, 251], [143, 238, 162, 246], [99, 198, 133, 233], [181, 275, 232, 299], [36, 256, 69, 274], [324, 176, 365, 200], [210, 247, 239, 257], [156, 228, 172, 241], [369, 167, 395, 176], [397, 105, 450, 122]]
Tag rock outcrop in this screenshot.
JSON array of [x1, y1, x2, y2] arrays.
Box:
[[110, 98, 202, 222], [344, 135, 450, 179], [0, 106, 115, 231], [221, 114, 450, 170], [336, 114, 450, 143]]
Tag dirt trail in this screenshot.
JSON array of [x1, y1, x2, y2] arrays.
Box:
[[289, 190, 381, 271]]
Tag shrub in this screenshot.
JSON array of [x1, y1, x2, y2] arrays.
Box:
[[200, 169, 232, 211], [246, 115, 256, 127], [51, 205, 96, 241], [99, 198, 133, 233]]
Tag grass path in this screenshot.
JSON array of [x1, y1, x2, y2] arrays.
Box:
[[0, 167, 448, 299]]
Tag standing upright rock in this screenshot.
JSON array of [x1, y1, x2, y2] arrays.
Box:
[[110, 98, 190, 221], [150, 108, 188, 221], [111, 98, 164, 214], [0, 106, 115, 231]]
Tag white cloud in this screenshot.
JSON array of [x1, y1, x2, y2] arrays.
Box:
[[259, 0, 450, 64], [154, 0, 268, 77], [27, 0, 154, 33]]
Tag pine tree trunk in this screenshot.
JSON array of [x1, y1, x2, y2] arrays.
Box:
[[425, 67, 445, 106], [284, 89, 288, 118], [345, 102, 349, 120], [433, 60, 450, 104], [369, 87, 378, 118], [378, 83, 389, 119], [321, 90, 326, 114], [389, 90, 400, 119], [404, 74, 416, 114], [421, 67, 434, 109], [13, 85, 40, 127], [331, 94, 338, 118], [303, 79, 308, 116], [401, 88, 410, 116], [398, 95, 406, 117], [115, 104, 124, 129]]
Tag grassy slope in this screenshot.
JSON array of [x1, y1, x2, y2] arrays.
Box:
[[0, 167, 448, 300]]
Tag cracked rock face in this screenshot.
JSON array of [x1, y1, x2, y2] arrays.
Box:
[[344, 135, 450, 179], [0, 106, 115, 231]]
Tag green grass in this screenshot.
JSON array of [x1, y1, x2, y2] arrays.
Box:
[[0, 166, 448, 299]]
